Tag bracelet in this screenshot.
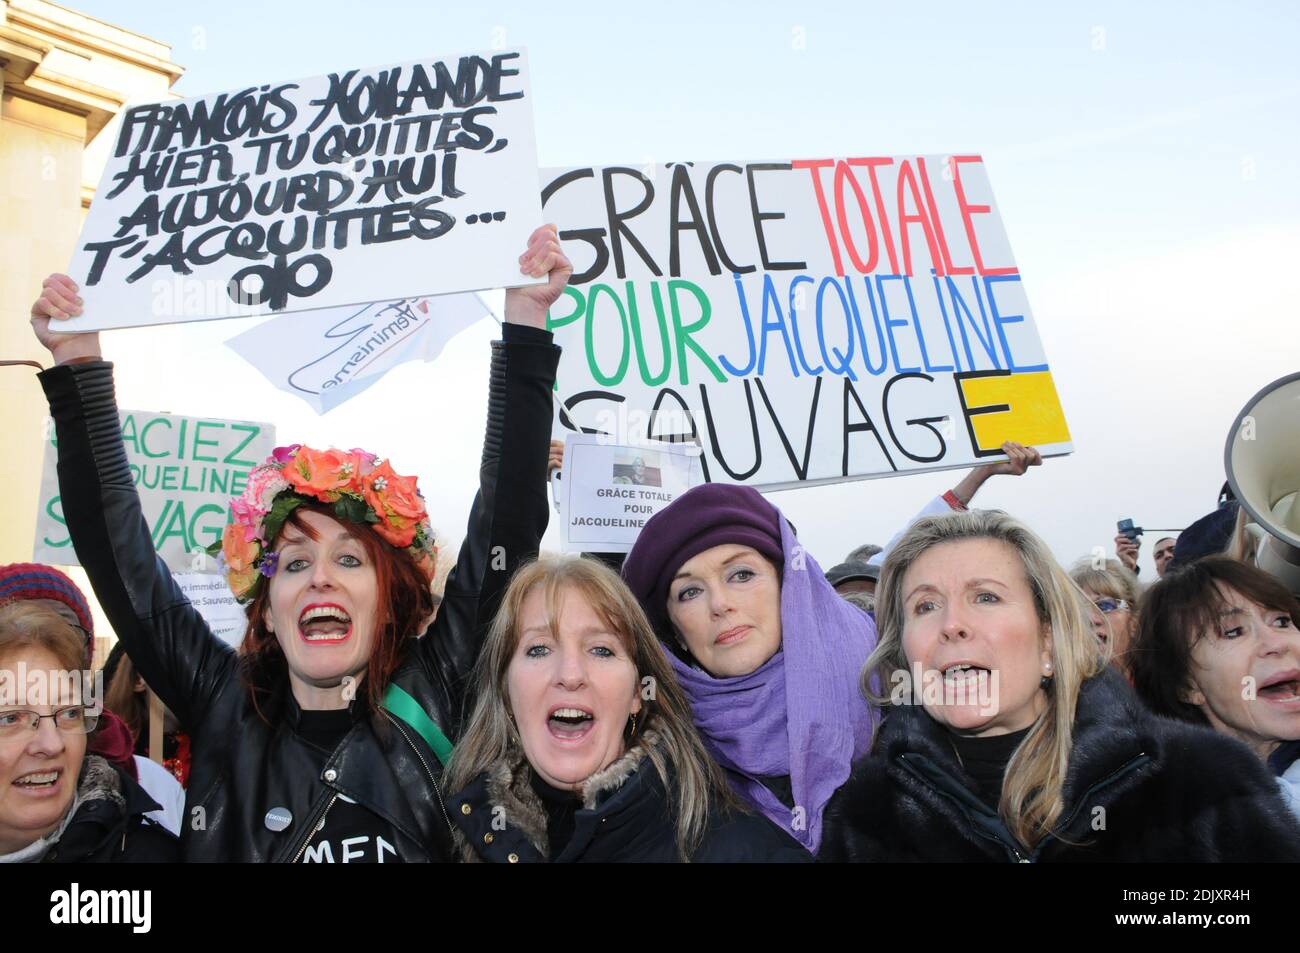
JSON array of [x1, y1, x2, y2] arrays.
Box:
[[943, 489, 968, 512]]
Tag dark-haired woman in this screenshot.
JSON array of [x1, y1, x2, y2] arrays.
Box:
[[1130, 556, 1300, 821], [28, 227, 570, 861]]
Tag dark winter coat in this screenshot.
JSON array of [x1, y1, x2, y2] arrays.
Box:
[[450, 722, 810, 863], [39, 324, 558, 862], [819, 667, 1300, 862], [42, 755, 178, 863]]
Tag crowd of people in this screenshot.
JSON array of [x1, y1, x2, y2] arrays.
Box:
[[3, 230, 1298, 864]]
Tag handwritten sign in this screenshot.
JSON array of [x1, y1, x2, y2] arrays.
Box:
[[558, 434, 705, 553], [35, 411, 275, 571], [64, 50, 543, 331], [226, 293, 491, 413], [541, 157, 1072, 490]]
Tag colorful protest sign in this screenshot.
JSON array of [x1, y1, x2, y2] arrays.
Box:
[[557, 434, 705, 553], [226, 292, 491, 413], [541, 157, 1072, 490], [34, 411, 275, 572], [63, 50, 543, 331]]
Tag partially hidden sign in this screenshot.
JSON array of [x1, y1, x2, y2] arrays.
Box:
[[63, 50, 543, 331], [541, 157, 1072, 490], [558, 435, 705, 554], [35, 411, 275, 572]]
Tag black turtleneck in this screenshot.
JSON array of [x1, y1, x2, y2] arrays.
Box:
[[947, 726, 1033, 811], [530, 773, 581, 857]]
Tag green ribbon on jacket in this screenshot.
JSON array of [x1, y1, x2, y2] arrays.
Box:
[[383, 683, 453, 767]]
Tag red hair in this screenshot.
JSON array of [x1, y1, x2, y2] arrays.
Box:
[[237, 502, 433, 721]]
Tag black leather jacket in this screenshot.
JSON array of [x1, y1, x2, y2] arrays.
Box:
[[39, 324, 559, 862]]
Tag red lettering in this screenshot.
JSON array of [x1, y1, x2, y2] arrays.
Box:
[[950, 155, 1017, 277], [792, 159, 843, 276], [895, 159, 945, 277], [917, 157, 971, 276], [833, 161, 879, 273], [847, 158, 900, 273]]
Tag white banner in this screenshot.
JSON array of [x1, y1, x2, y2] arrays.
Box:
[[35, 410, 275, 573], [64, 49, 543, 330], [226, 293, 491, 413], [541, 157, 1073, 491], [557, 434, 705, 554]]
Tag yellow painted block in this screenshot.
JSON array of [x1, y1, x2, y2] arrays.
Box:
[[958, 371, 1071, 451]]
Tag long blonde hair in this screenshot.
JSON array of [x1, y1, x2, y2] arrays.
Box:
[[447, 555, 739, 859], [863, 509, 1105, 849]]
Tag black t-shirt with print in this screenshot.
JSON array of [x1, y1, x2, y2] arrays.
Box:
[[294, 708, 408, 864]]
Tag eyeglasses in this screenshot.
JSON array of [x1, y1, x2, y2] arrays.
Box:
[[0, 706, 99, 740], [1093, 598, 1131, 614]]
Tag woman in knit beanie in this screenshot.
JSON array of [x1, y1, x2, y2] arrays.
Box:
[[621, 484, 877, 852]]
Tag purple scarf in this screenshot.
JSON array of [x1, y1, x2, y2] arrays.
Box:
[[667, 514, 877, 852]]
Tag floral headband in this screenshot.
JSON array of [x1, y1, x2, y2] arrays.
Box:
[[208, 444, 437, 603]]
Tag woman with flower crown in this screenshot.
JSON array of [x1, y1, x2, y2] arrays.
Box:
[[28, 225, 571, 862]]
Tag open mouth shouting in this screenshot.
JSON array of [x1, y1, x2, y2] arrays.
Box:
[[547, 705, 595, 742], [941, 661, 992, 687], [12, 768, 64, 797], [298, 603, 353, 644], [1258, 669, 1300, 709]]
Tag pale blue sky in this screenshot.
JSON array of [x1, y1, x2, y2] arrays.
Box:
[[64, 1, 1300, 573]]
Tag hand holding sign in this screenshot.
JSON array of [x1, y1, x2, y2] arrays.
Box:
[[30, 275, 101, 366], [504, 224, 573, 329]]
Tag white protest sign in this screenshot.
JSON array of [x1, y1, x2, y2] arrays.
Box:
[[64, 50, 543, 331], [226, 292, 491, 413], [558, 434, 705, 553], [35, 410, 275, 572], [172, 572, 247, 646], [541, 157, 1073, 491]]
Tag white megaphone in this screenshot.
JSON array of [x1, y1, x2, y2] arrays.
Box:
[[1224, 371, 1300, 595]]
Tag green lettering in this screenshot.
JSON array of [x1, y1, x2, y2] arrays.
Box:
[[120, 414, 142, 455], [153, 499, 189, 551], [42, 496, 71, 549], [585, 284, 630, 387], [188, 503, 226, 550], [669, 280, 726, 385], [160, 465, 179, 491], [139, 417, 173, 459], [229, 470, 248, 496], [628, 281, 671, 387], [192, 421, 221, 462], [224, 424, 260, 467]]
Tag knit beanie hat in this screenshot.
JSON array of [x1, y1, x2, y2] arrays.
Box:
[[621, 484, 784, 637], [0, 563, 94, 643]]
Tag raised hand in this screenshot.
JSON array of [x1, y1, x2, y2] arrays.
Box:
[[504, 224, 573, 329], [30, 274, 101, 365]]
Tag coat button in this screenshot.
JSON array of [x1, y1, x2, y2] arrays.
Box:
[[323, 768, 338, 782], [483, 832, 494, 844], [460, 803, 472, 815], [507, 852, 519, 863]]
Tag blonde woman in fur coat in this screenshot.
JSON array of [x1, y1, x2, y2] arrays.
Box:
[[445, 556, 808, 863]]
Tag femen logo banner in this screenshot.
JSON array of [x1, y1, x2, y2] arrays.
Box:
[[61, 49, 543, 331], [540, 156, 1072, 491], [35, 411, 275, 572]]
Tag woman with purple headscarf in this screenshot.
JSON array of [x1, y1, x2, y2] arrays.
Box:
[[622, 484, 877, 853]]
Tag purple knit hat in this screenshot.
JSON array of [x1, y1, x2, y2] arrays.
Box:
[[622, 484, 784, 637]]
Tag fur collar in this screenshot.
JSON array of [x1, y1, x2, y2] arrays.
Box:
[[454, 720, 664, 862], [876, 667, 1152, 804], [76, 754, 126, 811]]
